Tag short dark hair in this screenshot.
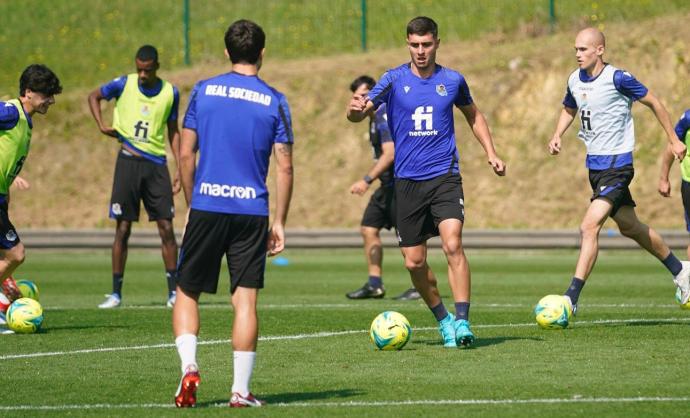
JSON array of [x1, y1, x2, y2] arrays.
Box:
[[19, 64, 62, 97], [350, 75, 376, 92], [136, 45, 158, 62], [406, 16, 438, 38], [224, 19, 266, 64]]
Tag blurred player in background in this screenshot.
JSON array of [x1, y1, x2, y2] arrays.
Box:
[[347, 17, 506, 348], [659, 108, 690, 260], [0, 64, 62, 310], [88, 45, 181, 309], [172, 19, 294, 408], [548, 28, 690, 312], [345, 75, 420, 301]]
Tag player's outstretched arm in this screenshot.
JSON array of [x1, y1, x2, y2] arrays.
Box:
[[639, 92, 686, 161], [459, 103, 506, 176], [346, 95, 374, 123], [87, 89, 118, 138], [179, 128, 198, 206], [268, 142, 294, 256], [548, 107, 577, 155], [350, 141, 394, 195]]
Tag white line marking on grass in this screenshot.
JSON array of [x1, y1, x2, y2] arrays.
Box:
[[1, 396, 689, 411], [2, 316, 690, 361], [43, 302, 681, 311]]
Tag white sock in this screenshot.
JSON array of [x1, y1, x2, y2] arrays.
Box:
[[175, 334, 198, 373], [231, 351, 256, 396]]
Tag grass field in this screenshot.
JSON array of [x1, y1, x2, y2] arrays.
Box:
[[2, 248, 690, 417]]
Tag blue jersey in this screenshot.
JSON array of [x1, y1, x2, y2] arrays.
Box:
[[675, 109, 690, 143], [368, 63, 473, 181], [0, 101, 26, 130], [101, 75, 180, 122], [183, 72, 293, 216]]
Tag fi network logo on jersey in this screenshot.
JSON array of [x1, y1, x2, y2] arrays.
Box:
[[409, 106, 438, 137]]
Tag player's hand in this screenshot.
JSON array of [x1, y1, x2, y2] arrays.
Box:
[[172, 171, 181, 195], [658, 178, 671, 197], [100, 125, 119, 138], [348, 94, 368, 114], [349, 179, 369, 196], [548, 136, 561, 155], [11, 176, 30, 191], [267, 223, 285, 256], [488, 156, 506, 176], [672, 140, 687, 161]]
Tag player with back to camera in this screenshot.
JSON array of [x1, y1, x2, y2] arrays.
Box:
[[0, 65, 62, 317], [172, 19, 294, 408], [88, 45, 181, 309], [345, 75, 420, 301], [347, 16, 506, 348], [548, 27, 690, 314]]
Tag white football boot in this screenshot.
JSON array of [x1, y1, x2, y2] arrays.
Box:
[[98, 294, 121, 309], [673, 261, 690, 305]]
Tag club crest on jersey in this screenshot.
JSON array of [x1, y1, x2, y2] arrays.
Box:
[[404, 86, 410, 93], [5, 230, 16, 242], [111, 203, 123, 216], [436, 84, 447, 96], [140, 105, 151, 117]]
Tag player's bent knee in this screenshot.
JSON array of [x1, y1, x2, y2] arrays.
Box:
[[7, 243, 25, 265]]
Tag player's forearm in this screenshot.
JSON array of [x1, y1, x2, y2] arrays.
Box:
[[179, 154, 195, 205], [274, 165, 293, 226], [470, 113, 498, 158], [87, 92, 105, 129], [553, 108, 576, 138], [659, 144, 675, 180]]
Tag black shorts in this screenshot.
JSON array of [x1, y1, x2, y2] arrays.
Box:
[[0, 200, 20, 249], [109, 151, 175, 222], [395, 173, 464, 247], [177, 209, 268, 294], [681, 180, 690, 232], [588, 165, 635, 217], [361, 185, 396, 230]]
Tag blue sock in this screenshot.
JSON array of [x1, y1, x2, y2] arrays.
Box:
[[662, 252, 683, 276], [367, 275, 383, 288], [564, 277, 585, 305], [454, 302, 470, 321], [431, 302, 449, 322], [166, 270, 177, 295], [112, 273, 124, 298]]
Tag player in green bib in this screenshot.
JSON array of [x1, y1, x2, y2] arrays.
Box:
[[659, 109, 690, 260], [88, 45, 181, 309], [0, 64, 62, 307]]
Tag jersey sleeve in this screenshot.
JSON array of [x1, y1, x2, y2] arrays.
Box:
[[613, 70, 648, 101], [182, 83, 200, 131], [275, 95, 294, 144], [0, 102, 20, 130], [562, 86, 577, 109], [367, 70, 395, 108], [168, 86, 180, 122], [453, 75, 473, 107], [675, 110, 690, 143], [100, 76, 127, 101], [374, 104, 392, 143]]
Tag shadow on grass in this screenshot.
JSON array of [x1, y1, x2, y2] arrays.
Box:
[[197, 388, 364, 407], [598, 320, 690, 328], [412, 335, 542, 348], [41, 324, 126, 332]]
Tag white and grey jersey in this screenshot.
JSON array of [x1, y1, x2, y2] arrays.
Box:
[[564, 64, 648, 169]]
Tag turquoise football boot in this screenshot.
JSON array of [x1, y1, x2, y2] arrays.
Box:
[[454, 319, 475, 347], [438, 313, 457, 348]]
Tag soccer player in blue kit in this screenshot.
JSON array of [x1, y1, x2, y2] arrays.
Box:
[[548, 28, 690, 313], [348, 16, 506, 348], [172, 20, 293, 408]]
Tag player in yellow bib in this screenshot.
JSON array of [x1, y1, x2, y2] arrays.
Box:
[[88, 45, 181, 309], [0, 64, 62, 308]]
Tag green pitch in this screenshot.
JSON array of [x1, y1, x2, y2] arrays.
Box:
[[1, 249, 690, 417]]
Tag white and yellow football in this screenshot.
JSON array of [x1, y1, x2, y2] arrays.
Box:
[[6, 297, 43, 334], [369, 311, 412, 350], [534, 294, 572, 329]]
